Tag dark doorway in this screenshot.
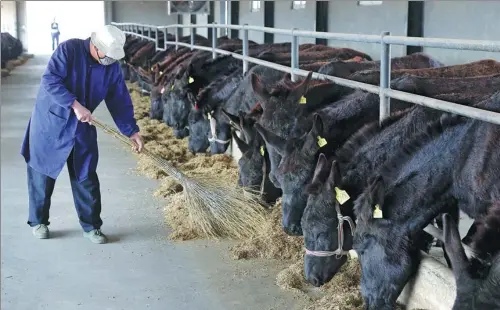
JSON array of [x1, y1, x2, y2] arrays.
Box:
[[230, 1, 239, 38], [264, 1, 274, 43], [407, 1, 424, 54], [315, 1, 328, 45]]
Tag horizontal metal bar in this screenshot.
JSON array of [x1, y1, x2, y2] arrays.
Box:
[[113, 22, 159, 29], [384, 35, 500, 52], [385, 89, 500, 125], [123, 31, 155, 42], [114, 22, 500, 52]]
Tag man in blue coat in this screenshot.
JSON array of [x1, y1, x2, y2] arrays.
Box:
[[20, 25, 144, 244]]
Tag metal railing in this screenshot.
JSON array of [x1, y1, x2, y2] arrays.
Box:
[[111, 22, 500, 126]]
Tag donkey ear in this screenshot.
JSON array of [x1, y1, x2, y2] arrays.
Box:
[[369, 175, 385, 207], [175, 64, 185, 78], [186, 92, 197, 108], [327, 160, 342, 188], [293, 71, 314, 98], [282, 72, 292, 83], [305, 154, 330, 196], [311, 114, 324, 136], [239, 116, 255, 143], [301, 114, 325, 155], [251, 73, 271, 101], [443, 213, 471, 279], [232, 131, 250, 154], [254, 123, 286, 155], [311, 154, 331, 184], [222, 109, 241, 131]]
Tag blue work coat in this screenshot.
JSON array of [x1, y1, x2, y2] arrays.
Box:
[[20, 38, 139, 182]]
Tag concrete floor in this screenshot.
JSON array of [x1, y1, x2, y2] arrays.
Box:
[[1, 57, 307, 310]]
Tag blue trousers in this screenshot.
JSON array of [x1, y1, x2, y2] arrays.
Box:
[[27, 149, 102, 232], [51, 33, 59, 51]]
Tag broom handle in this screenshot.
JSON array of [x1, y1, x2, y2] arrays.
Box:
[[90, 118, 186, 180]]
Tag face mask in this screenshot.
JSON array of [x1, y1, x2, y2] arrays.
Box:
[[98, 55, 116, 66], [94, 45, 116, 66]]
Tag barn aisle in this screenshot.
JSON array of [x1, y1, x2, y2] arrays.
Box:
[[0, 56, 306, 310]]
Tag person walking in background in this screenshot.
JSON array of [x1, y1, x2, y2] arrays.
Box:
[[21, 25, 144, 244], [51, 17, 60, 51]]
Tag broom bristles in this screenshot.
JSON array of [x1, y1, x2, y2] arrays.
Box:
[[91, 117, 268, 239]]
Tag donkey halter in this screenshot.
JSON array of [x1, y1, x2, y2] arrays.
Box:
[[304, 203, 356, 259], [208, 115, 231, 145]]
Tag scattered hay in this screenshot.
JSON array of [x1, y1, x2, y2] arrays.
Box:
[[164, 193, 202, 241], [128, 84, 150, 120], [230, 199, 304, 260], [276, 257, 407, 310], [276, 259, 308, 293], [304, 259, 364, 310], [154, 177, 183, 198], [1, 69, 10, 78], [8, 59, 23, 67]]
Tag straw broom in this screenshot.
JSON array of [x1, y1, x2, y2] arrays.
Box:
[[91, 117, 268, 239]]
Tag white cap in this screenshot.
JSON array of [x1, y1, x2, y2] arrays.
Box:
[[90, 25, 126, 60]]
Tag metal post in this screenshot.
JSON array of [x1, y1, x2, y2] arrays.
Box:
[[379, 31, 391, 123], [164, 28, 168, 50], [175, 26, 179, 51], [291, 28, 299, 82], [242, 24, 249, 73], [155, 28, 159, 50], [190, 25, 195, 51], [212, 22, 217, 59]]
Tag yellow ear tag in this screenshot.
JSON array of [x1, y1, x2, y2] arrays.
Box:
[[299, 96, 307, 104], [188, 77, 194, 84], [260, 146, 265, 156], [373, 204, 383, 219], [334, 187, 350, 205], [171, 84, 174, 91], [207, 113, 212, 120], [317, 136, 327, 148]]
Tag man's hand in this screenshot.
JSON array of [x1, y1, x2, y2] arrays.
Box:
[[71, 100, 93, 123], [130, 132, 144, 153]]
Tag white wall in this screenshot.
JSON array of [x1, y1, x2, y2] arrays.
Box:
[[274, 1, 316, 44], [196, 13, 209, 38], [327, 1, 408, 60], [26, 1, 105, 54], [16, 1, 28, 50], [113, 1, 176, 26], [239, 1, 265, 43], [182, 14, 191, 37], [423, 1, 500, 65], [1, 1, 17, 37]]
